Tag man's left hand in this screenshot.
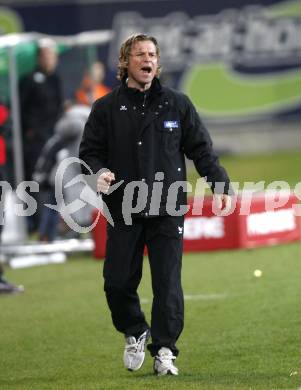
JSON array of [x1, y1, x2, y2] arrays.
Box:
[[213, 194, 233, 214]]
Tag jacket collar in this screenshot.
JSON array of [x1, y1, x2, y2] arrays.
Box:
[[120, 76, 163, 103]]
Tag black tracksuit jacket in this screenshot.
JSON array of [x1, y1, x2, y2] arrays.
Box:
[[20, 68, 62, 142], [79, 77, 231, 220]]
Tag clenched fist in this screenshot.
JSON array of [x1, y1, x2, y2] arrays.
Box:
[[97, 171, 115, 194]]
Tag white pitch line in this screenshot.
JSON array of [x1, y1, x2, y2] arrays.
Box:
[[184, 293, 228, 301], [140, 293, 228, 304]]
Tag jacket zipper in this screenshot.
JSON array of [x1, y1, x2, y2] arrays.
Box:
[[142, 93, 147, 108]]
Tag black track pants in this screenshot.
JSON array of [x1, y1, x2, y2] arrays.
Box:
[[103, 215, 184, 356]]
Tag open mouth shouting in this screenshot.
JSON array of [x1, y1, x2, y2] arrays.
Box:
[[141, 66, 152, 75]]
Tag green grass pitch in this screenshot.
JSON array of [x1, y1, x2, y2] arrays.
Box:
[[1, 244, 301, 390]]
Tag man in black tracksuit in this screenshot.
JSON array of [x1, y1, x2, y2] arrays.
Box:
[[20, 40, 62, 183], [20, 39, 62, 232], [79, 34, 232, 376]]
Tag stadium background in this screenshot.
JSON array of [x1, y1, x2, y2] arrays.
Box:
[[1, 1, 301, 389]]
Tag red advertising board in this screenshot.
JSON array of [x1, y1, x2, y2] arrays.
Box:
[[92, 192, 300, 259]]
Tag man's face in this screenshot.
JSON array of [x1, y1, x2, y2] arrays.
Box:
[[127, 40, 158, 91], [91, 62, 105, 83], [38, 47, 58, 74]]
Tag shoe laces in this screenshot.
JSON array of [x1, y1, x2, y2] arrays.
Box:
[[125, 332, 148, 354], [157, 348, 176, 367]]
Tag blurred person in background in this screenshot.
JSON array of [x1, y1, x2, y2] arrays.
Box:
[[33, 103, 90, 242], [76, 61, 111, 106], [0, 102, 24, 294], [79, 34, 232, 376], [19, 38, 63, 232]]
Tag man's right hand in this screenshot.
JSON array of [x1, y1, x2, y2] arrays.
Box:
[[97, 171, 115, 194]]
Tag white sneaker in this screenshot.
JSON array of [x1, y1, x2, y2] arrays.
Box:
[[153, 347, 179, 376], [123, 330, 150, 371]]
